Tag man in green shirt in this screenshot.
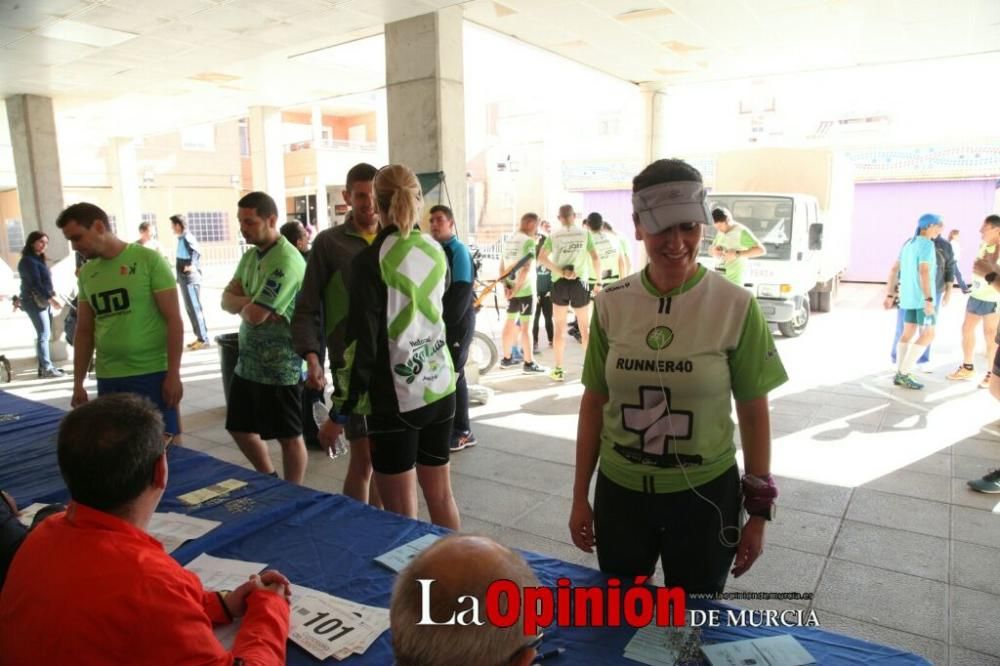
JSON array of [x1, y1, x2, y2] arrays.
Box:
[[57, 202, 184, 437], [537, 204, 601, 382], [499, 213, 545, 374], [222, 192, 307, 484], [709, 206, 764, 286]]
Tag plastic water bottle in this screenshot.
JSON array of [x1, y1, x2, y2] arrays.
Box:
[[311, 399, 348, 460]]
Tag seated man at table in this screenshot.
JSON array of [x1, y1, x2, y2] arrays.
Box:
[[390, 535, 541, 666], [0, 394, 292, 665]]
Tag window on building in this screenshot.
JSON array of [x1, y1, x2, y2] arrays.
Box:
[[186, 211, 229, 242], [181, 123, 216, 151], [5, 219, 24, 253]]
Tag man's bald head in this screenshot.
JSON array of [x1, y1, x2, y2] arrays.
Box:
[[391, 535, 540, 666]]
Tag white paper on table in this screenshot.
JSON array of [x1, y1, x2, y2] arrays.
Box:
[[623, 625, 693, 666], [15, 503, 50, 527], [148, 512, 221, 553], [701, 634, 815, 666], [184, 553, 267, 592], [373, 533, 440, 572], [288, 585, 389, 659]]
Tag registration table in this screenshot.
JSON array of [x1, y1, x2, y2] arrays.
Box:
[[0, 390, 929, 665]]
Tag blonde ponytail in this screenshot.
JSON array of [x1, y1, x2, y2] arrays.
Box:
[[375, 164, 423, 238]]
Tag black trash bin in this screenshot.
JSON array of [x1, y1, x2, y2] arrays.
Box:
[[215, 333, 239, 404]]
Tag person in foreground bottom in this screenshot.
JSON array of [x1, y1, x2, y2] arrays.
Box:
[[390, 534, 541, 666], [0, 393, 291, 665]]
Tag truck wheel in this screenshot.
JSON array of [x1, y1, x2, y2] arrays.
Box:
[[778, 300, 809, 337], [808, 289, 820, 312], [816, 290, 832, 313]]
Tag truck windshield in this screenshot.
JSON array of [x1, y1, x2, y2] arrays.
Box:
[[702, 196, 794, 261]]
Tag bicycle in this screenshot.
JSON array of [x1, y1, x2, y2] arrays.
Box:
[[465, 248, 533, 376]]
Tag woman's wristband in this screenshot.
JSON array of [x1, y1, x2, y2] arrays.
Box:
[[741, 473, 778, 514]]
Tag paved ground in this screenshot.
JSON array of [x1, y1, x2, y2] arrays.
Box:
[[2, 281, 998, 665]]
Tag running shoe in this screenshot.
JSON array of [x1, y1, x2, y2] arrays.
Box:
[[967, 469, 1000, 493], [450, 432, 478, 452], [499, 357, 518, 368], [38, 367, 65, 378], [979, 372, 992, 389], [947, 365, 976, 380], [187, 340, 209, 351], [522, 361, 545, 374], [549, 366, 565, 382], [892, 372, 903, 386], [896, 373, 924, 390]]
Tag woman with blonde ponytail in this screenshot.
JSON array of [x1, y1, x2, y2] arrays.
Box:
[[338, 164, 461, 529]]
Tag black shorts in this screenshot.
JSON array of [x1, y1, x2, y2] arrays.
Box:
[[225, 374, 302, 440], [506, 295, 534, 319], [551, 278, 590, 308], [593, 465, 740, 594], [369, 395, 455, 475]]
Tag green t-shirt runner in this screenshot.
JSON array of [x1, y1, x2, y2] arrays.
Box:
[[77, 243, 176, 378], [591, 231, 622, 285], [543, 225, 596, 282], [969, 242, 1000, 303], [233, 236, 306, 386], [582, 265, 788, 493], [711, 221, 762, 286], [502, 231, 537, 298]]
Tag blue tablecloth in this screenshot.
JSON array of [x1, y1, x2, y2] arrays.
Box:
[[0, 390, 929, 665]]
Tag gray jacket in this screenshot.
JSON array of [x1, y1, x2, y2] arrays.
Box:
[[291, 212, 371, 368]]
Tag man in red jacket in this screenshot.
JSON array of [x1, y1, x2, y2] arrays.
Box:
[[0, 393, 291, 665]]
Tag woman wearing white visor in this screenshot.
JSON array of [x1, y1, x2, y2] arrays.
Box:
[[569, 159, 788, 593]]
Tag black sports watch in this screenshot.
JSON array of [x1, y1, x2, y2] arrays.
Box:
[[985, 272, 998, 285], [924, 297, 934, 303], [747, 505, 776, 521]]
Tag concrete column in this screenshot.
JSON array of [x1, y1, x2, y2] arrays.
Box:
[[108, 137, 141, 241], [5, 94, 67, 259], [310, 105, 329, 229], [374, 88, 390, 165], [248, 105, 286, 220], [640, 83, 668, 165], [385, 7, 467, 235]]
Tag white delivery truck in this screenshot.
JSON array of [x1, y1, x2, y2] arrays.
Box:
[[704, 148, 854, 337]]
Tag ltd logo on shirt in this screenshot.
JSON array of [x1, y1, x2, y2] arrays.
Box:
[[90, 288, 130, 315]]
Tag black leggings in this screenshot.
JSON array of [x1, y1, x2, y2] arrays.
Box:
[[533, 292, 554, 346], [594, 465, 741, 594]]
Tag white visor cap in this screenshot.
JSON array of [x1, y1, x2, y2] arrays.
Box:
[[631, 181, 711, 234]]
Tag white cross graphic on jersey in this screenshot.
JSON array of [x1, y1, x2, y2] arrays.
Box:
[[621, 386, 693, 456]]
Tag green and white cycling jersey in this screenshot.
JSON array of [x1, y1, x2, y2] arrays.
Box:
[[543, 225, 595, 282], [591, 231, 621, 284], [711, 221, 761, 285], [969, 242, 1000, 303], [502, 231, 536, 298], [582, 266, 787, 493], [380, 230, 456, 413]]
